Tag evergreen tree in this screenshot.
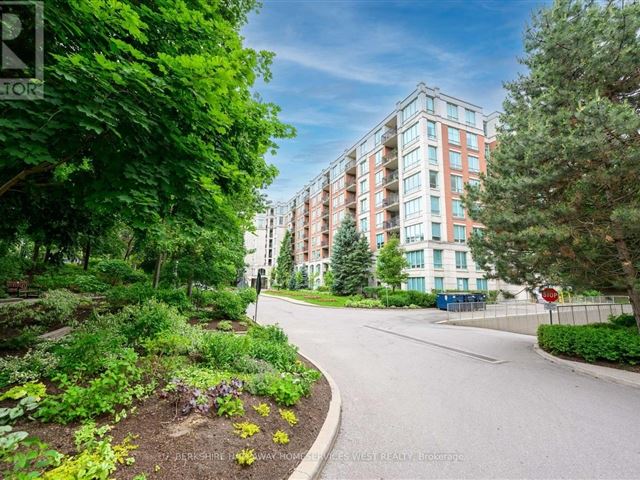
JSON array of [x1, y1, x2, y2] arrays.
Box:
[[465, 0, 640, 330], [289, 272, 299, 291], [298, 266, 309, 290], [330, 216, 373, 295], [376, 237, 408, 291], [323, 269, 334, 289], [274, 230, 293, 288]]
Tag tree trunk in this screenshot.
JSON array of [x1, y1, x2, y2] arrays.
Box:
[[82, 240, 91, 271], [187, 277, 194, 298], [123, 236, 135, 261], [152, 252, 164, 289], [613, 227, 640, 332], [31, 242, 41, 264]]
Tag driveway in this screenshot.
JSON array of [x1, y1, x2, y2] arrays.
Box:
[[251, 295, 640, 479]]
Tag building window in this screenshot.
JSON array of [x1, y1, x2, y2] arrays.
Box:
[[449, 150, 462, 170], [468, 178, 480, 189], [427, 121, 437, 139], [407, 277, 425, 292], [404, 197, 422, 220], [476, 278, 488, 290], [448, 127, 460, 145], [375, 129, 382, 146], [452, 199, 465, 218], [428, 145, 438, 165], [402, 147, 421, 171], [430, 195, 440, 215], [472, 227, 484, 237], [402, 122, 419, 146], [403, 172, 421, 194], [402, 99, 418, 122], [359, 198, 368, 213], [465, 109, 476, 127], [451, 174, 463, 193], [375, 170, 384, 186], [434, 277, 444, 291], [426, 96, 435, 114], [359, 160, 369, 176], [433, 249, 443, 269], [376, 233, 385, 249], [429, 170, 439, 189], [360, 141, 367, 156], [455, 251, 468, 270], [360, 178, 369, 193], [432, 222, 441, 241], [360, 217, 369, 232], [447, 103, 458, 120], [375, 212, 384, 228], [374, 191, 384, 208], [469, 155, 480, 173], [454, 224, 467, 243], [404, 223, 424, 243], [457, 278, 469, 291], [406, 250, 425, 269], [467, 133, 478, 151], [375, 150, 383, 166]]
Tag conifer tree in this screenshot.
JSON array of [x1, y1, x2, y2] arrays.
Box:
[[465, 0, 640, 330], [274, 230, 293, 288], [330, 216, 373, 295]]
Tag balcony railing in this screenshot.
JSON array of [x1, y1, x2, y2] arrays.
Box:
[[383, 170, 399, 185], [382, 149, 398, 164], [381, 128, 397, 143], [345, 194, 357, 206], [382, 194, 399, 207], [321, 239, 330, 247], [383, 217, 400, 229], [345, 159, 356, 171]]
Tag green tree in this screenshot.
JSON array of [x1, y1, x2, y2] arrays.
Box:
[[298, 266, 309, 290], [465, 0, 640, 330], [330, 216, 372, 296], [274, 231, 294, 288], [323, 269, 334, 289], [376, 237, 408, 291]]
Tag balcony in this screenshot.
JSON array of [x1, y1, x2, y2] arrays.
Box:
[[322, 207, 330, 219], [383, 217, 400, 230], [321, 221, 330, 233], [322, 192, 330, 205], [383, 170, 399, 190], [382, 194, 399, 211], [382, 149, 398, 168], [321, 239, 330, 248], [345, 176, 357, 192], [381, 128, 397, 144], [345, 193, 357, 208], [345, 158, 357, 174]]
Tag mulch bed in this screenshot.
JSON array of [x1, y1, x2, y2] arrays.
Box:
[[15, 374, 331, 480], [554, 353, 640, 374]]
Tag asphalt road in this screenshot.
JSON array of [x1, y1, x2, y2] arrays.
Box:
[[250, 295, 640, 480]]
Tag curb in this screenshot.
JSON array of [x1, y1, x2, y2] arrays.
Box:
[[289, 350, 342, 480], [533, 343, 640, 390], [262, 293, 327, 308], [262, 293, 437, 312]]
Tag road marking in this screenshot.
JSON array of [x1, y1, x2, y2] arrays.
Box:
[[363, 325, 506, 364]]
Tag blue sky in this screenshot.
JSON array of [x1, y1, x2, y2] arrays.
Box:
[[242, 0, 547, 202]]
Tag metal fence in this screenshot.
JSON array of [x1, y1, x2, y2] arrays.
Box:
[[447, 297, 632, 326]]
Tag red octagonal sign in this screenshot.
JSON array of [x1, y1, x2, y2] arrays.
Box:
[[541, 287, 559, 303]]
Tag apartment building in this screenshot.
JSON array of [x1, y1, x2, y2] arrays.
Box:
[[261, 83, 516, 293], [243, 202, 289, 289]]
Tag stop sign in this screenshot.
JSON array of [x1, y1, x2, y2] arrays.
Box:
[[541, 287, 559, 303]]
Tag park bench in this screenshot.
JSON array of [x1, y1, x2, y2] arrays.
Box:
[[5, 280, 40, 298]]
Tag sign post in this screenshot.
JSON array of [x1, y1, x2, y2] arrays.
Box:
[[254, 271, 262, 324], [541, 287, 559, 324]]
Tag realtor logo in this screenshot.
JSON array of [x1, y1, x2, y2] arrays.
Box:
[[0, 1, 43, 100]]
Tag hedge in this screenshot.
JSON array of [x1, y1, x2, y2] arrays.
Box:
[[537, 323, 640, 364]]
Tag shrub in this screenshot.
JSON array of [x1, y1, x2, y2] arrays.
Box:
[[207, 290, 246, 320], [362, 286, 384, 299], [610, 313, 637, 328], [267, 374, 305, 406], [231, 356, 277, 375], [279, 408, 298, 426], [238, 288, 257, 307], [247, 324, 288, 344], [38, 289, 88, 325], [95, 260, 143, 286], [69, 274, 109, 293], [344, 298, 383, 308], [405, 290, 436, 308], [0, 255, 29, 285], [106, 282, 154, 307], [248, 338, 298, 371], [203, 332, 250, 368], [118, 300, 187, 344], [253, 403, 270, 417], [216, 395, 244, 417], [538, 323, 640, 364], [154, 288, 191, 312], [0, 344, 59, 388], [235, 449, 255, 466]]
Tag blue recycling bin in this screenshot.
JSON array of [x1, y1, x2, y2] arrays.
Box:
[[437, 292, 487, 311]]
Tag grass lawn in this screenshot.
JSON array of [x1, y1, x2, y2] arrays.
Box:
[[264, 289, 350, 307]]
